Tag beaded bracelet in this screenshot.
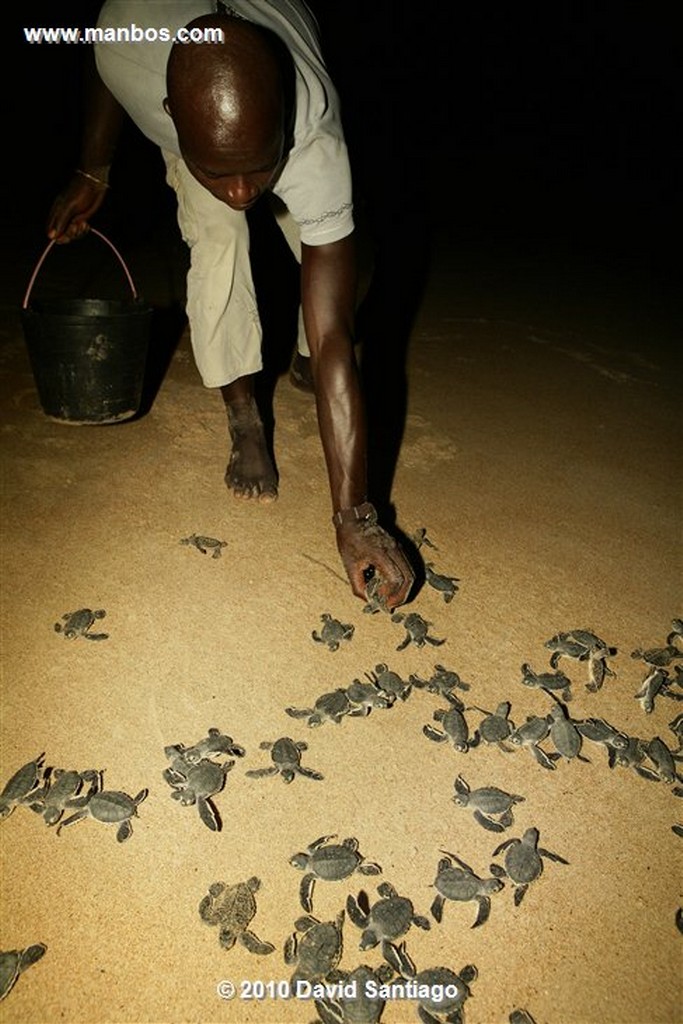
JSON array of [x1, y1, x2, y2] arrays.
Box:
[[332, 501, 377, 528]]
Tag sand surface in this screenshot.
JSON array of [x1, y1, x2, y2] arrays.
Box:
[[1, 188, 681, 1024]]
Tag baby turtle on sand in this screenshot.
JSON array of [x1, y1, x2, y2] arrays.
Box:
[[410, 527, 438, 551], [54, 608, 108, 640], [635, 737, 683, 785], [452, 775, 525, 832], [25, 767, 97, 826], [634, 667, 683, 714], [575, 717, 628, 764], [631, 643, 683, 668], [667, 619, 683, 646], [163, 755, 234, 831], [610, 736, 649, 774], [314, 963, 394, 1024], [346, 882, 431, 949], [491, 827, 569, 905], [520, 663, 573, 702], [290, 835, 382, 913], [199, 877, 275, 953], [57, 773, 147, 843], [546, 702, 590, 762], [411, 664, 470, 701], [345, 678, 394, 714], [392, 612, 445, 650], [180, 533, 227, 558], [547, 629, 617, 691], [164, 728, 245, 766], [285, 911, 345, 985], [0, 753, 45, 820], [431, 851, 504, 928], [382, 940, 477, 1024], [423, 705, 470, 752], [0, 943, 46, 1002], [507, 715, 556, 770], [468, 702, 516, 750], [312, 614, 355, 651], [286, 689, 355, 727], [246, 737, 324, 783], [366, 665, 414, 702], [424, 564, 460, 603], [509, 1012, 538, 1024]]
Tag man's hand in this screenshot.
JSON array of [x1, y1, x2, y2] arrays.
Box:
[[335, 510, 415, 611], [47, 173, 109, 243]]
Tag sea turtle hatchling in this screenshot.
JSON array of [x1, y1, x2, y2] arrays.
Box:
[[57, 773, 147, 843], [163, 755, 234, 831], [163, 727, 246, 765], [467, 702, 516, 750], [546, 702, 590, 762], [198, 876, 275, 953], [667, 618, 683, 647], [575, 717, 628, 763], [180, 533, 227, 558], [381, 940, 477, 1024], [345, 678, 394, 714], [346, 882, 431, 949], [245, 737, 324, 783], [0, 753, 46, 820], [363, 573, 391, 615], [634, 667, 681, 714], [491, 827, 569, 905], [544, 629, 617, 679], [286, 689, 355, 727], [423, 705, 469, 752], [0, 943, 46, 1002], [290, 835, 382, 913], [25, 767, 98, 826], [634, 737, 683, 785], [631, 643, 683, 668], [391, 612, 445, 650], [430, 851, 504, 928], [284, 911, 345, 985], [411, 664, 470, 701], [314, 963, 394, 1024], [365, 665, 413, 702], [312, 614, 355, 651], [410, 527, 438, 551], [520, 662, 573, 702], [509, 1011, 538, 1024], [452, 775, 525, 832], [54, 608, 108, 640], [507, 715, 556, 769], [424, 564, 460, 603]]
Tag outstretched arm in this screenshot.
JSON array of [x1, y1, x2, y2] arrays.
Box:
[[301, 233, 414, 608], [47, 50, 125, 241]]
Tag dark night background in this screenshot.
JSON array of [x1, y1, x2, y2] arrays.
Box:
[[5, 3, 678, 346]]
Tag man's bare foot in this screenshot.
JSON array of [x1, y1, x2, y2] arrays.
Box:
[[225, 399, 278, 502]]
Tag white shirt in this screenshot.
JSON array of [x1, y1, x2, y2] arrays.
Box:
[[95, 0, 354, 245]]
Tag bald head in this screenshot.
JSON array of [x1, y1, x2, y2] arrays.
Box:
[[166, 14, 288, 181]]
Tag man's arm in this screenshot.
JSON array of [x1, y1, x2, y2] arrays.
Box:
[[301, 234, 414, 608], [47, 50, 125, 241]]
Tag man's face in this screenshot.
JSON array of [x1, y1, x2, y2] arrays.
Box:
[[174, 111, 285, 211]]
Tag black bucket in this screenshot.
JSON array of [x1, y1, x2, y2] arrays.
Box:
[[21, 229, 152, 425]]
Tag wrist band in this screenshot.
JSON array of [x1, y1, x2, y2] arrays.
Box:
[[332, 501, 377, 528], [76, 168, 110, 189]]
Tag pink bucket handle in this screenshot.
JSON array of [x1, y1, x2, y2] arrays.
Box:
[[22, 228, 138, 309]]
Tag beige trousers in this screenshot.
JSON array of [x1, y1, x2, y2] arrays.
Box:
[[163, 151, 308, 388]]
